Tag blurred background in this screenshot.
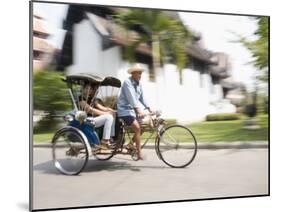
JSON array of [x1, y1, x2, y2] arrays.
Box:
[[32, 2, 268, 143]]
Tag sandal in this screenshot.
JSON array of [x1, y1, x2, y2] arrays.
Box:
[[99, 140, 115, 149], [101, 140, 110, 145], [94, 144, 109, 150]]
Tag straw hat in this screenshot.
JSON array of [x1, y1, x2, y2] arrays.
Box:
[[127, 63, 144, 74]]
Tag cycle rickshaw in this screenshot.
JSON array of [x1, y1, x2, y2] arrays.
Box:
[[52, 73, 197, 175]]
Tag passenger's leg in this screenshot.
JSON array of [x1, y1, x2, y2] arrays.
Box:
[[110, 114, 116, 137], [94, 114, 113, 141]]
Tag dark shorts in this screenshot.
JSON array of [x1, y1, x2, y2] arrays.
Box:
[[119, 115, 136, 126]]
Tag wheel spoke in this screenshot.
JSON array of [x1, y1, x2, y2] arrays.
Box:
[[161, 136, 178, 149], [164, 130, 179, 145]]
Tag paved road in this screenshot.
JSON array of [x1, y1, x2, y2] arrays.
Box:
[[32, 147, 268, 210]]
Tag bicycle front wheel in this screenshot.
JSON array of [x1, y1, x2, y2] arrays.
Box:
[[157, 125, 197, 168]]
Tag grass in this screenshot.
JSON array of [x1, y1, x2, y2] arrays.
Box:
[[33, 114, 269, 143], [188, 114, 268, 142], [33, 132, 54, 143]]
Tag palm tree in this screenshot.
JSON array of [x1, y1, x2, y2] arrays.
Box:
[[115, 9, 193, 84]]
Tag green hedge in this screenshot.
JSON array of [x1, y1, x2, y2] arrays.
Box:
[[33, 71, 72, 133], [206, 113, 240, 121]]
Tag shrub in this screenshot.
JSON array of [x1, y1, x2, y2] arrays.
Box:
[[33, 71, 72, 132], [206, 113, 240, 121], [244, 104, 257, 117]]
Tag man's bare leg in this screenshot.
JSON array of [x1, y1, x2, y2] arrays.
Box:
[[130, 120, 142, 159]]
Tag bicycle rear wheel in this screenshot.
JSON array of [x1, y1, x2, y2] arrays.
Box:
[[93, 124, 125, 161], [52, 127, 89, 175], [157, 125, 197, 168]]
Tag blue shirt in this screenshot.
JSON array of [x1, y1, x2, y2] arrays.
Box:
[[117, 77, 149, 117]]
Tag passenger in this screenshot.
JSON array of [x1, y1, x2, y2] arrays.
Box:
[[79, 83, 116, 147]]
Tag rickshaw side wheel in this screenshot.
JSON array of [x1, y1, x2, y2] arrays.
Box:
[[52, 127, 90, 175]]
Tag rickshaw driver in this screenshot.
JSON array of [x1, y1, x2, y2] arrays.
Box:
[[79, 83, 116, 147], [117, 63, 153, 160]]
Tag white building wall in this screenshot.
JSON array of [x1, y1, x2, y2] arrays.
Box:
[[68, 19, 124, 76], [66, 19, 228, 123]]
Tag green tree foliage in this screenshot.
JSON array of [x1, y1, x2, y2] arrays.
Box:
[[33, 71, 72, 131], [115, 9, 193, 83], [234, 17, 269, 118], [239, 17, 269, 80]]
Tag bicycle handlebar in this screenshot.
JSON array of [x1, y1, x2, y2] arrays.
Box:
[[148, 110, 161, 117], [137, 110, 161, 119]]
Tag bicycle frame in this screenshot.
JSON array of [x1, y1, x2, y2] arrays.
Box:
[[120, 115, 166, 160]]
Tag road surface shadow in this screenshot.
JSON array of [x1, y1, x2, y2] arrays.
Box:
[[84, 159, 169, 172], [33, 161, 61, 175], [33, 159, 170, 175]]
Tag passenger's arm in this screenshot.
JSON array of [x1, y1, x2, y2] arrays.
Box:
[[79, 101, 107, 116], [95, 102, 116, 114]]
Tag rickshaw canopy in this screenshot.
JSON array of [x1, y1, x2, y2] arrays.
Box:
[[64, 73, 121, 88]]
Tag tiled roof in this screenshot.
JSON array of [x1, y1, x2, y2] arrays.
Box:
[[86, 12, 152, 55], [33, 37, 53, 52], [33, 15, 50, 36]]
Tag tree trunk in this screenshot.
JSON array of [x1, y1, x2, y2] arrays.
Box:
[[179, 69, 183, 85], [151, 33, 161, 81]]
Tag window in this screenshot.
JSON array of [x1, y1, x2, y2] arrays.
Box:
[[33, 50, 42, 60], [33, 31, 48, 39]]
